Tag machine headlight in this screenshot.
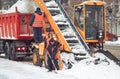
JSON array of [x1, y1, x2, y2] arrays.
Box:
[[97, 30, 104, 40]]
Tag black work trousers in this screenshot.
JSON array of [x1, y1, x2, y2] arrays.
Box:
[[47, 56, 59, 71], [33, 27, 42, 43]]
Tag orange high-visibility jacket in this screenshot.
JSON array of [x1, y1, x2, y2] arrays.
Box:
[[46, 38, 60, 59], [32, 13, 44, 27]]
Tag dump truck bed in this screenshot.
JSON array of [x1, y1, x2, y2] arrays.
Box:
[[0, 12, 33, 40]]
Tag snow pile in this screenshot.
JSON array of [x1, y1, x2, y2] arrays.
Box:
[[59, 53, 120, 79], [0, 10, 7, 14], [6, 0, 39, 13]]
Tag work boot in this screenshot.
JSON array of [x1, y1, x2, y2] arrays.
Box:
[[47, 70, 52, 72]]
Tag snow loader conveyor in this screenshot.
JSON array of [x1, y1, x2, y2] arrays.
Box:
[[34, 0, 90, 60]]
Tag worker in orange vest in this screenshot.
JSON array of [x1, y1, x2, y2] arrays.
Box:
[[30, 7, 45, 43], [46, 38, 60, 72]]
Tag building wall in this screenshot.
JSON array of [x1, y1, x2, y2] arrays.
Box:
[[119, 1, 120, 12], [117, 20, 120, 36]]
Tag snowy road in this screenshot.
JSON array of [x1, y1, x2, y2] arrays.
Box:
[[104, 44, 120, 60], [0, 53, 120, 79], [0, 58, 75, 79]]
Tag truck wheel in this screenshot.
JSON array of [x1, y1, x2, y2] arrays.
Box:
[[4, 42, 10, 59], [111, 37, 117, 41], [10, 43, 16, 60], [33, 49, 42, 66], [39, 59, 43, 67]]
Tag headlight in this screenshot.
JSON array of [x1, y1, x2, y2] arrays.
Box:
[[97, 30, 104, 40]]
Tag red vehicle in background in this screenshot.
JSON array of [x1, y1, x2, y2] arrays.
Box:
[[106, 32, 118, 41], [0, 10, 33, 60]]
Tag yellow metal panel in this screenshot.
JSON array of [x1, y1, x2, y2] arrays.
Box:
[[80, 1, 105, 6], [38, 42, 44, 56], [103, 5, 107, 42]]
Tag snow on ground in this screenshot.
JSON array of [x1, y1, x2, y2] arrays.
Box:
[[105, 37, 120, 46], [60, 53, 120, 79], [0, 52, 120, 79]]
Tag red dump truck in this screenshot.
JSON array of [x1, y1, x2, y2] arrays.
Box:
[[0, 10, 34, 60]]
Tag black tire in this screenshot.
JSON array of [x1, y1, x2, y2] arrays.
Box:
[[4, 42, 10, 59], [39, 59, 43, 67], [111, 37, 117, 41], [32, 49, 43, 66], [10, 42, 16, 60]]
